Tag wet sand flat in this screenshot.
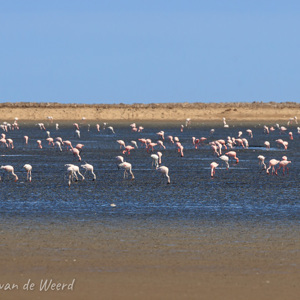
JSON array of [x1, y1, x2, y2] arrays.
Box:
[[0, 221, 299, 300], [0, 102, 299, 121]]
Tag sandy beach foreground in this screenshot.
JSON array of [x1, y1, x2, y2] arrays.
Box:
[[0, 102, 299, 122], [0, 220, 299, 300]]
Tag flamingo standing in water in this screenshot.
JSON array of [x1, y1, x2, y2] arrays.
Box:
[[37, 140, 42, 149], [151, 152, 162, 168], [157, 166, 170, 184], [219, 155, 229, 169], [210, 162, 219, 177], [24, 136, 29, 145], [266, 159, 280, 175], [276, 160, 291, 175], [118, 162, 134, 180], [123, 145, 135, 155], [70, 148, 81, 161], [23, 164, 32, 182], [225, 151, 239, 163], [117, 140, 126, 149], [65, 164, 85, 186], [257, 155, 266, 170], [264, 141, 270, 149], [81, 163, 96, 180], [1, 165, 18, 182]]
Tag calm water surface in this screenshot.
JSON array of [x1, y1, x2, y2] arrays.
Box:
[[0, 121, 299, 231]]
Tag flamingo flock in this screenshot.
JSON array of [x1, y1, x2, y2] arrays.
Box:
[[0, 115, 298, 185]]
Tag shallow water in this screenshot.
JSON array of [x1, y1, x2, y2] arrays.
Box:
[[0, 122, 299, 230]]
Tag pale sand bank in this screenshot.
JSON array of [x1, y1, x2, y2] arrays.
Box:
[[0, 102, 299, 121]]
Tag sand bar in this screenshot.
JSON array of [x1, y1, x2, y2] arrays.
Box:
[[0, 102, 299, 122]]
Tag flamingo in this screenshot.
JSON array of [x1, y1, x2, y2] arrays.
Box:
[[24, 135, 28, 145], [56, 123, 59, 130], [151, 154, 159, 168], [131, 141, 138, 148], [289, 132, 293, 140], [157, 131, 165, 140], [63, 140, 73, 150], [7, 138, 14, 149], [46, 138, 54, 147], [1, 165, 18, 182], [157, 166, 170, 184], [219, 155, 229, 169], [81, 163, 96, 180], [75, 130, 80, 138], [138, 126, 144, 132], [55, 141, 62, 152], [96, 124, 100, 132], [118, 162, 134, 180], [246, 129, 253, 138], [108, 126, 115, 134], [117, 140, 126, 149], [266, 159, 280, 175], [23, 164, 32, 182], [122, 145, 134, 155], [37, 140, 42, 149], [75, 144, 84, 153], [258, 155, 266, 170], [157, 140, 166, 149], [210, 162, 219, 177], [65, 164, 85, 186], [0, 138, 8, 148], [70, 148, 81, 161], [225, 151, 239, 163], [264, 141, 270, 149], [276, 160, 291, 175], [167, 136, 174, 144]]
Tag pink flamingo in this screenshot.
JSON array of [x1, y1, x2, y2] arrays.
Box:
[[210, 162, 219, 177], [75, 144, 84, 153], [37, 140, 42, 149], [7, 138, 14, 149], [246, 129, 253, 138], [118, 162, 134, 180], [56, 137, 63, 144], [46, 138, 54, 147], [167, 136, 174, 144], [157, 166, 170, 184], [276, 160, 291, 175], [70, 148, 81, 161], [258, 155, 266, 169], [266, 159, 280, 175], [1, 165, 18, 181], [55, 141, 62, 152], [138, 126, 144, 132], [23, 164, 32, 182], [157, 131, 165, 140], [116, 140, 126, 149], [0, 138, 8, 148], [63, 140, 73, 150], [235, 138, 245, 148], [73, 123, 79, 130], [225, 151, 239, 163], [157, 140, 166, 149], [96, 124, 100, 132], [138, 138, 147, 148], [264, 141, 270, 149], [264, 125, 269, 134], [147, 143, 157, 153], [289, 132, 293, 140], [123, 145, 135, 155], [24, 136, 29, 145]]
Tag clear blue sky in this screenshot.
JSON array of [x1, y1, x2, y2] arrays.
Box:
[[1, 0, 300, 104]]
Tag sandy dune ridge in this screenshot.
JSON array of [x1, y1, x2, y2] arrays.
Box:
[[0, 102, 299, 121]]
